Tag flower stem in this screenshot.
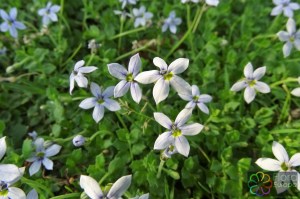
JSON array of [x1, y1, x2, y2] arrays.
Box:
[[157, 159, 165, 178], [110, 27, 146, 40], [118, 18, 124, 52], [49, 193, 81, 199], [270, 77, 298, 88]]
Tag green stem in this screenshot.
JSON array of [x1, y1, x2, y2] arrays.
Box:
[[192, 4, 207, 33], [118, 18, 124, 52], [278, 84, 291, 124], [199, 146, 211, 163], [245, 34, 276, 53], [116, 112, 128, 132], [99, 172, 110, 184], [62, 43, 83, 67], [86, 53, 95, 66], [49, 193, 81, 199], [52, 130, 87, 144], [157, 159, 165, 178], [270, 77, 298, 88], [110, 27, 146, 40]]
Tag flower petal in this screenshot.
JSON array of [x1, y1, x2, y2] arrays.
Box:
[[153, 78, 169, 104], [289, 153, 300, 167], [253, 66, 266, 80], [0, 164, 22, 182], [50, 5, 61, 12], [29, 160, 42, 176], [14, 21, 26, 30], [93, 104, 104, 123], [271, 5, 283, 16], [175, 136, 190, 157], [0, 9, 9, 20], [80, 175, 103, 199], [130, 82, 142, 103], [8, 187, 26, 199], [287, 18, 296, 34], [103, 99, 121, 111], [102, 86, 115, 98], [254, 81, 270, 93], [199, 94, 212, 103], [277, 31, 290, 42], [114, 80, 130, 97], [283, 7, 293, 18], [170, 75, 191, 96], [272, 141, 289, 163], [74, 73, 88, 88], [153, 112, 172, 129], [69, 73, 75, 95], [42, 158, 54, 170], [153, 57, 168, 71], [27, 189, 38, 199], [154, 131, 173, 150], [45, 144, 61, 157], [9, 8, 17, 19], [181, 123, 203, 136], [108, 63, 127, 79], [74, 60, 85, 71], [185, 101, 196, 109], [128, 53, 141, 76], [255, 158, 281, 171], [9, 26, 18, 38], [283, 42, 293, 57], [178, 93, 193, 101], [134, 70, 161, 84], [175, 108, 192, 127], [290, 3, 300, 10], [230, 80, 247, 92], [78, 66, 98, 74], [0, 136, 6, 160], [197, 103, 210, 114], [79, 97, 97, 109], [191, 85, 200, 96], [90, 82, 101, 98], [244, 86, 256, 104], [291, 87, 300, 97], [107, 175, 132, 199], [168, 58, 189, 74], [244, 62, 253, 79]]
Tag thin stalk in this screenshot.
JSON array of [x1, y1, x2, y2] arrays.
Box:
[[110, 26, 146, 40], [270, 77, 298, 88], [157, 159, 165, 178], [118, 18, 124, 52], [49, 193, 80, 199]]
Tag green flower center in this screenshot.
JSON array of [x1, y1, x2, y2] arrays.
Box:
[[163, 72, 173, 81], [193, 96, 199, 102], [290, 36, 295, 43], [173, 129, 182, 137], [247, 79, 256, 87], [281, 162, 289, 171], [98, 99, 104, 104], [37, 152, 45, 158], [126, 73, 134, 82], [0, 190, 8, 196]]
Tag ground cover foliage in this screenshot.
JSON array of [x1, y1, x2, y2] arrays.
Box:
[[1, 0, 300, 198]]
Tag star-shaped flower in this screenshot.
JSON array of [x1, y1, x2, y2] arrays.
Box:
[[108, 53, 143, 103], [162, 11, 182, 34], [230, 62, 270, 104], [153, 108, 203, 157], [69, 60, 97, 94], [271, 0, 300, 18], [0, 8, 26, 38], [38, 2, 60, 26], [135, 57, 191, 104], [179, 85, 212, 114], [277, 18, 300, 58], [80, 175, 132, 199], [132, 6, 153, 27], [79, 82, 121, 123], [119, 0, 137, 9], [256, 141, 300, 193]]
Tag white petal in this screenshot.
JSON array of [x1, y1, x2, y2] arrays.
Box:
[[175, 108, 192, 127], [291, 87, 300, 97], [198, 94, 212, 103], [79, 97, 97, 109], [114, 80, 130, 97], [283, 42, 293, 57], [0, 164, 22, 182], [153, 112, 172, 129], [107, 63, 127, 79], [287, 18, 296, 34], [294, 39, 300, 50], [244, 86, 256, 104], [283, 7, 293, 18], [74, 73, 88, 88], [42, 158, 53, 170], [102, 86, 115, 98], [80, 175, 103, 199], [45, 144, 61, 157], [175, 136, 190, 157], [178, 93, 193, 101], [191, 85, 200, 96], [69, 73, 75, 95], [271, 5, 283, 16], [290, 3, 300, 10], [134, 70, 161, 84], [274, 171, 290, 194], [153, 57, 168, 71], [255, 158, 281, 171], [277, 31, 290, 42], [289, 153, 300, 167], [253, 66, 266, 80], [169, 75, 191, 96], [78, 66, 98, 74], [254, 81, 271, 93], [8, 187, 26, 199], [168, 58, 189, 74], [128, 53, 141, 76], [197, 103, 209, 114], [244, 62, 253, 79], [206, 0, 219, 6], [153, 78, 169, 104], [74, 60, 85, 71], [181, 123, 203, 136], [154, 131, 173, 150], [29, 161, 42, 176], [90, 82, 101, 97], [170, 25, 177, 34], [103, 99, 121, 111], [0, 136, 6, 160], [107, 175, 132, 198], [130, 82, 142, 103], [93, 104, 104, 123], [230, 81, 247, 92], [272, 141, 289, 163], [185, 101, 196, 109], [26, 189, 38, 199]]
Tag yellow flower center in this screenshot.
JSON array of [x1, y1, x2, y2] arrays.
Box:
[[163, 72, 173, 81], [0, 190, 8, 196], [173, 129, 182, 137], [281, 162, 289, 171], [37, 152, 45, 157], [247, 79, 256, 87], [126, 73, 134, 82]]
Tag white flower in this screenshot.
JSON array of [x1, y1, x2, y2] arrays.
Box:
[[205, 0, 219, 6], [114, 10, 132, 20], [135, 57, 191, 104], [107, 53, 143, 103], [291, 77, 300, 97], [80, 175, 132, 199], [73, 135, 85, 147], [38, 2, 60, 26], [230, 62, 270, 104], [162, 11, 182, 34], [271, 0, 300, 18], [179, 85, 212, 114], [132, 6, 153, 27], [153, 108, 204, 157], [277, 18, 300, 58], [69, 60, 97, 94], [256, 141, 300, 193], [130, 193, 149, 199], [119, 0, 137, 9]]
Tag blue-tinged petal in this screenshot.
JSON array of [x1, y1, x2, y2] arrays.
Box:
[[50, 5, 61, 13], [42, 16, 51, 26], [79, 97, 97, 109], [7, 167, 25, 185], [78, 66, 97, 74], [283, 42, 293, 57], [102, 86, 115, 98], [139, 193, 150, 199], [168, 58, 189, 74], [272, 141, 289, 163], [253, 66, 266, 80], [9, 26, 18, 38], [198, 94, 212, 103], [283, 7, 293, 18], [174, 18, 182, 25], [153, 76, 169, 105], [0, 22, 9, 32], [191, 85, 200, 96], [74, 73, 88, 88], [255, 158, 281, 171], [80, 175, 103, 199], [128, 53, 141, 77], [294, 39, 300, 50], [8, 187, 26, 199], [244, 86, 256, 104], [48, 13, 58, 21], [206, 0, 219, 6], [153, 57, 168, 71], [38, 8, 46, 16], [197, 103, 210, 114], [0, 136, 6, 160], [174, 108, 192, 127], [134, 70, 161, 84], [244, 62, 253, 79], [0, 9, 9, 21], [179, 93, 193, 101], [74, 60, 85, 71], [286, 18, 296, 34], [277, 31, 290, 42], [27, 189, 38, 199], [29, 160, 42, 176], [34, 138, 45, 152], [181, 123, 203, 136], [114, 80, 130, 97], [230, 80, 247, 92], [107, 175, 132, 199], [153, 113, 172, 129], [170, 75, 191, 96], [93, 104, 104, 123], [0, 164, 22, 182], [103, 99, 120, 111], [90, 82, 101, 98], [254, 81, 270, 93], [162, 23, 168, 32], [9, 8, 17, 19], [174, 136, 190, 157], [130, 82, 142, 103], [45, 144, 61, 157], [271, 5, 283, 15], [42, 157, 53, 170], [290, 3, 300, 10], [170, 24, 177, 34], [108, 63, 127, 80], [14, 21, 26, 30], [185, 101, 196, 109]]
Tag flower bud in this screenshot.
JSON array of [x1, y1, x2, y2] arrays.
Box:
[[73, 135, 85, 147]]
